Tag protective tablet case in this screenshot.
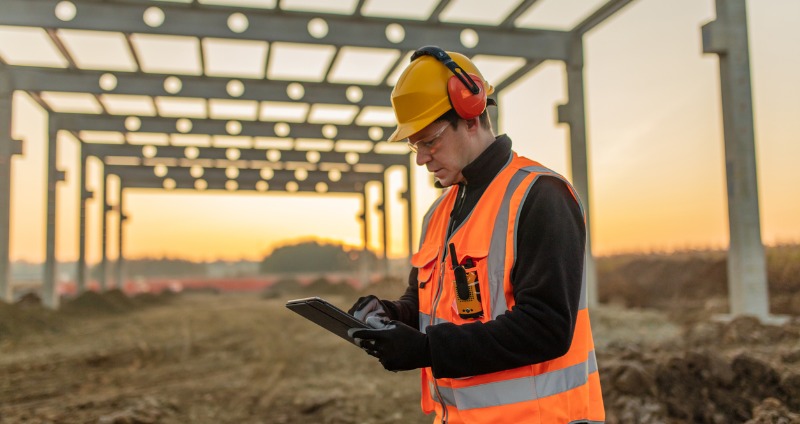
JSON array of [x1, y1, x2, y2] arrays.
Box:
[[285, 297, 368, 345]]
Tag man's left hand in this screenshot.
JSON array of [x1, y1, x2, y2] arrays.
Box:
[[348, 317, 432, 372]]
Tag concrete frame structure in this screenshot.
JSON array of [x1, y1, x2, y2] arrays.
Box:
[[0, 68, 23, 302], [0, 0, 773, 317], [702, 0, 770, 319]]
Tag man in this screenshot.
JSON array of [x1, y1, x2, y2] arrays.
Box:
[[348, 46, 604, 424]]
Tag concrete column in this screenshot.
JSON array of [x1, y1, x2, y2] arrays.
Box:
[[489, 103, 500, 136], [404, 162, 414, 256], [557, 35, 598, 308], [380, 179, 389, 256], [77, 148, 91, 294], [100, 170, 108, 290], [378, 178, 389, 272], [43, 116, 65, 309], [359, 189, 368, 252], [356, 188, 370, 288], [0, 68, 14, 303], [116, 185, 125, 290], [702, 0, 770, 318]]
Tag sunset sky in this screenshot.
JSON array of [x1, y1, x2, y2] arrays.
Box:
[[5, 0, 800, 264]]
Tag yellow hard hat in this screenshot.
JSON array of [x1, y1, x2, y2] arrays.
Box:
[[387, 48, 495, 142]]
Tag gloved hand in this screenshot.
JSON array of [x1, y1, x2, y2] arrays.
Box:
[[348, 316, 432, 372], [348, 295, 387, 322]]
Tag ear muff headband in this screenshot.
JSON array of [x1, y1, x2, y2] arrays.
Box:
[[410, 46, 481, 95], [410, 46, 487, 120]]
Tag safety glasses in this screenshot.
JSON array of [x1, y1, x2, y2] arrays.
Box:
[[406, 123, 449, 154]]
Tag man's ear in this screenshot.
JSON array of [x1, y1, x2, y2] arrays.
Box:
[[464, 117, 479, 131]]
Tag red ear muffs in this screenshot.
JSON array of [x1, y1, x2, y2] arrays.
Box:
[[411, 46, 489, 120], [448, 73, 486, 120]]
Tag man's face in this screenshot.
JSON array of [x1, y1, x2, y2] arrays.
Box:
[[410, 120, 472, 187]]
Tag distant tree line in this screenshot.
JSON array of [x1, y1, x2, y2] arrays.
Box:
[[84, 259, 209, 280], [11, 241, 379, 280], [110, 259, 208, 278], [259, 241, 377, 273]]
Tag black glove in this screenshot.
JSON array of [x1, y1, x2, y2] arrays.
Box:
[[348, 317, 432, 372], [348, 295, 387, 322]]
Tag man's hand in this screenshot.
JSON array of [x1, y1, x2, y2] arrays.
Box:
[[348, 295, 387, 322], [348, 317, 431, 372]]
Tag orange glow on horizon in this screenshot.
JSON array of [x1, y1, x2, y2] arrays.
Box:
[[6, 0, 800, 264]]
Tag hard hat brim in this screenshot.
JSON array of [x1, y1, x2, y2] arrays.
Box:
[[387, 99, 452, 142], [387, 97, 497, 143], [388, 119, 427, 143]]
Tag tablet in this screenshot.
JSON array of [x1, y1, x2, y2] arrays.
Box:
[[285, 296, 368, 345]]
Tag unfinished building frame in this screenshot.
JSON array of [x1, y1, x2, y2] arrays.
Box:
[[0, 0, 771, 319]]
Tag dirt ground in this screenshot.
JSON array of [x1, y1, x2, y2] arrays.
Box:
[[2, 254, 800, 423]]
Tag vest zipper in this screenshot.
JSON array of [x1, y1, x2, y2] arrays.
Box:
[[430, 249, 449, 423], [430, 252, 448, 423], [447, 183, 467, 239], [430, 184, 466, 423]]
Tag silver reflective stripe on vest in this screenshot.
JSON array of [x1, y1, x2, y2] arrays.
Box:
[[431, 381, 457, 407], [419, 191, 450, 250], [519, 166, 585, 218], [486, 168, 535, 319], [419, 312, 431, 333], [489, 165, 560, 318], [431, 350, 599, 410], [419, 312, 453, 333], [589, 349, 598, 373], [514, 167, 589, 311]]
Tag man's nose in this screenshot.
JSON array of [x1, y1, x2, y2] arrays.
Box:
[[415, 150, 431, 166]]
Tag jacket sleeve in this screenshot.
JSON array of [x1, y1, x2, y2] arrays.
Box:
[[425, 176, 586, 379], [381, 268, 420, 329]]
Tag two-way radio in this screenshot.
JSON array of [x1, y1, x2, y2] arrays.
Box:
[[449, 243, 483, 319]]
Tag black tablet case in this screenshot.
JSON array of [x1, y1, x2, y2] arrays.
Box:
[[285, 297, 368, 345]]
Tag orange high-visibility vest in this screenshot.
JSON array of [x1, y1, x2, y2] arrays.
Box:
[[411, 153, 604, 424]]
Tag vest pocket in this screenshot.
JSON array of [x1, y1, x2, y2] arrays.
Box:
[[411, 243, 440, 289]]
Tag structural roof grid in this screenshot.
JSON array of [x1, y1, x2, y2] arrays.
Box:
[[0, 0, 629, 193]]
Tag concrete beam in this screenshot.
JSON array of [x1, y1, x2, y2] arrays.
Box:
[[574, 0, 637, 36], [701, 19, 727, 54], [119, 179, 372, 194], [702, 0, 770, 319], [9, 67, 392, 107], [493, 60, 544, 93], [10, 139, 23, 156], [500, 0, 543, 27], [56, 113, 394, 144], [107, 164, 382, 186], [116, 176, 376, 193], [0, 0, 572, 61], [82, 143, 407, 167]]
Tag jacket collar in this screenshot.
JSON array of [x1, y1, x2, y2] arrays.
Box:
[[461, 134, 512, 187]]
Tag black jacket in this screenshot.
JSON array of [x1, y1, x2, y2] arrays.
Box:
[[383, 135, 586, 379]]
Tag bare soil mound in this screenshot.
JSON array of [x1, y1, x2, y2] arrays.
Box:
[[1, 246, 799, 423], [595, 307, 800, 423], [593, 245, 800, 423], [262, 276, 357, 299], [0, 299, 62, 340]]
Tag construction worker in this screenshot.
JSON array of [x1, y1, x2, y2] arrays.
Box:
[[347, 46, 604, 424]]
